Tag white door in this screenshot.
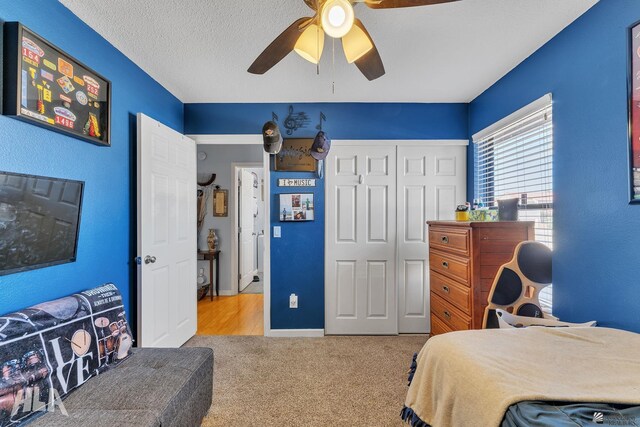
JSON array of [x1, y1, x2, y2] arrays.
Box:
[[397, 145, 466, 333], [239, 169, 255, 291], [137, 113, 197, 348], [326, 146, 397, 335]]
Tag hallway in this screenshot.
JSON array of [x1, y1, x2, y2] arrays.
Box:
[[197, 294, 264, 336]]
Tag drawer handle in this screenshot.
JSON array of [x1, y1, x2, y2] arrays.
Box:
[[442, 285, 450, 294], [441, 236, 449, 244], [442, 261, 449, 269], [443, 311, 451, 320]]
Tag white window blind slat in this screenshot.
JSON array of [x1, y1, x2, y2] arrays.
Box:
[[474, 102, 554, 309]]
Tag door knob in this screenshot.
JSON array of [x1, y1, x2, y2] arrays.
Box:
[[144, 256, 157, 264]]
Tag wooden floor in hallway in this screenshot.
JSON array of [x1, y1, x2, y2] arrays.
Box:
[[197, 294, 264, 336]]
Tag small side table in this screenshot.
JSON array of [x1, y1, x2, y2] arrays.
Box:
[[197, 250, 220, 301]]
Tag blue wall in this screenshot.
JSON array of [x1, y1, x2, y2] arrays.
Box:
[[0, 1, 184, 327], [469, 0, 640, 332], [186, 103, 468, 329]]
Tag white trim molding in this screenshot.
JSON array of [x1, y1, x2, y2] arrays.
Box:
[[266, 329, 325, 338], [189, 134, 263, 145], [262, 151, 272, 336], [472, 93, 553, 142], [333, 139, 468, 147]]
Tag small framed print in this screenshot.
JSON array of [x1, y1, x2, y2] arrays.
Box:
[[213, 189, 228, 217], [279, 193, 314, 222]]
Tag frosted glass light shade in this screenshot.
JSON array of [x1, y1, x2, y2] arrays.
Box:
[[342, 24, 373, 63], [294, 24, 325, 64], [321, 0, 355, 39]]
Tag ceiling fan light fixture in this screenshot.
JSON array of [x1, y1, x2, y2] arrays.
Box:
[[342, 24, 373, 63], [321, 0, 355, 39], [294, 23, 325, 64]]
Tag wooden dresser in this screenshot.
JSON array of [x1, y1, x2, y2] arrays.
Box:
[[427, 221, 535, 335]]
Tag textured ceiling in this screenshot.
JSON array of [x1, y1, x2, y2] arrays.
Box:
[[59, 0, 597, 103]]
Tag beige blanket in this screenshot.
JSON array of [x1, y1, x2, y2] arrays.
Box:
[[404, 327, 640, 427]]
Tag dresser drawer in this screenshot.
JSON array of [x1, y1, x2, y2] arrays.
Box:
[[429, 227, 470, 256], [430, 272, 471, 315], [431, 293, 472, 331], [429, 250, 470, 284], [430, 313, 454, 336]]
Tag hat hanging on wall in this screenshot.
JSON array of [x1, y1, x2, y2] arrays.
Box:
[[262, 121, 283, 154], [311, 131, 331, 160]]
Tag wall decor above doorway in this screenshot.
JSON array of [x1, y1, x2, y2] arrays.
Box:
[[273, 139, 317, 172]]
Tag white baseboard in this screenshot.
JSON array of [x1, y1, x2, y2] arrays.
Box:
[[215, 290, 237, 296], [266, 329, 325, 338]]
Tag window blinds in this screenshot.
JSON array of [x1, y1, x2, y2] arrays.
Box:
[[474, 101, 554, 309]]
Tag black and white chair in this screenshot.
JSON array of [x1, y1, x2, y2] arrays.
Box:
[[483, 240, 596, 329]]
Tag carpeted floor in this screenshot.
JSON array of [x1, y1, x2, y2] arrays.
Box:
[[185, 335, 428, 426]]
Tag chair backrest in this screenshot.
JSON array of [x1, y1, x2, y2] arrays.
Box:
[[483, 241, 552, 329]]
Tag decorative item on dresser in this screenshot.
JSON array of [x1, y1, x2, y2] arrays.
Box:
[[427, 221, 535, 335]]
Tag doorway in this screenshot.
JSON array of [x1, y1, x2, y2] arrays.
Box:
[[236, 166, 265, 295], [193, 142, 269, 336]]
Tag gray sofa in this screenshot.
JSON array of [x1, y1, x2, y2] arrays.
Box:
[[30, 347, 213, 427]]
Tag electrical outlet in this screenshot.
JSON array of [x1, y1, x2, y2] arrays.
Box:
[[273, 226, 281, 238], [289, 293, 298, 309]]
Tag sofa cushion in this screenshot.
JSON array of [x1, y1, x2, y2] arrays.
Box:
[[0, 284, 135, 426], [30, 347, 214, 426]]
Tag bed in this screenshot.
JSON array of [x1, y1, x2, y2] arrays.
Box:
[[402, 327, 640, 427]]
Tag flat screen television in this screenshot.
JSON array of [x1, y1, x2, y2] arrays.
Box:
[[0, 171, 84, 275]]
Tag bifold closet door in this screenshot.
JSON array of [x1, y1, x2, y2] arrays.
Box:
[[397, 145, 466, 333], [325, 146, 397, 335]]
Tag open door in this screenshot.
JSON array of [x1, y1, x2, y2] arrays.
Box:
[[137, 113, 197, 347], [239, 169, 255, 291]]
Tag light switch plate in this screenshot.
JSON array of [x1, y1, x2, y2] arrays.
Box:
[[273, 226, 281, 238]]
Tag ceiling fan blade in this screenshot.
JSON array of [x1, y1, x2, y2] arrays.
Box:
[[365, 0, 460, 9], [303, 0, 318, 10], [248, 17, 312, 75], [352, 20, 385, 81]]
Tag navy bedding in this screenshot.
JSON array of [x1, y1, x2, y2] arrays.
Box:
[[502, 401, 640, 427]]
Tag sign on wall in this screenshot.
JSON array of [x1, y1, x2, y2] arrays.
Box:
[[278, 178, 316, 187], [273, 139, 317, 172]]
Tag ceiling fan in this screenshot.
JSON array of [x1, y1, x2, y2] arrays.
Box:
[[247, 0, 460, 81]]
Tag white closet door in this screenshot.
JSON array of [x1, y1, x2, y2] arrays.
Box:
[[326, 145, 397, 335], [397, 145, 466, 333]]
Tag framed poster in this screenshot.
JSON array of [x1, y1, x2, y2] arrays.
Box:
[[274, 138, 317, 172], [629, 21, 640, 203], [2, 22, 111, 146], [213, 189, 228, 217], [279, 193, 314, 222]]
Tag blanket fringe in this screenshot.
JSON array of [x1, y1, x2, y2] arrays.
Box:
[[407, 352, 418, 386], [400, 406, 431, 427]]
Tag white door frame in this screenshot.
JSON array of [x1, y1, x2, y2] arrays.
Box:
[[232, 162, 263, 294], [189, 135, 272, 336], [324, 140, 468, 335]]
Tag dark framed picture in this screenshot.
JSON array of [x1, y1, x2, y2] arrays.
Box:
[[274, 138, 317, 172], [629, 21, 640, 203], [279, 193, 314, 222], [2, 22, 111, 147]]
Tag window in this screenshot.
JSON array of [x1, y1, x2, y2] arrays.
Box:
[[473, 95, 553, 309]]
